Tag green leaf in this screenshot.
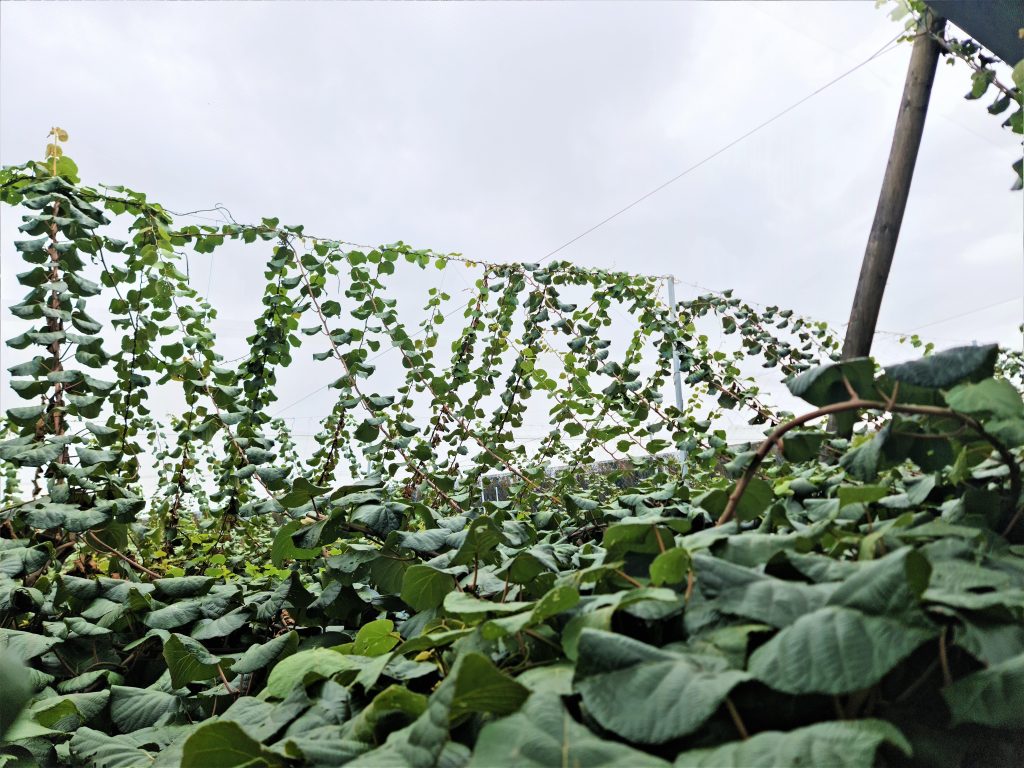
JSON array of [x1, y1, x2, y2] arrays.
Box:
[[351, 502, 406, 538], [945, 378, 1024, 419], [265, 648, 356, 698], [231, 631, 298, 675], [716, 578, 835, 629], [345, 685, 428, 744], [153, 576, 215, 600], [838, 485, 888, 508], [469, 693, 668, 767], [109, 685, 180, 732], [163, 633, 225, 688], [5, 405, 44, 428], [346, 668, 456, 768], [449, 516, 504, 566], [69, 727, 160, 768], [449, 652, 529, 719], [781, 431, 827, 462], [748, 607, 935, 694], [787, 358, 874, 406], [182, 720, 284, 768], [271, 520, 321, 567], [191, 609, 249, 641], [885, 345, 998, 389], [144, 599, 204, 630], [672, 719, 911, 767], [355, 420, 380, 443], [955, 621, 1024, 666], [401, 565, 456, 611], [734, 478, 773, 521], [574, 629, 750, 743], [279, 477, 332, 509], [0, 627, 61, 661], [649, 547, 691, 586], [826, 547, 930, 617], [0, 652, 32, 741], [352, 619, 400, 657], [943, 652, 1024, 729], [482, 585, 580, 639]]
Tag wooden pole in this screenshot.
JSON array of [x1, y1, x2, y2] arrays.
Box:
[[840, 13, 945, 360]]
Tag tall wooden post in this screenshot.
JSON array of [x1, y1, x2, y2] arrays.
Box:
[[840, 13, 945, 360]]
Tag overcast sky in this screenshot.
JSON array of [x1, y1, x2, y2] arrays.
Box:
[[2, 1, 1022, 463]]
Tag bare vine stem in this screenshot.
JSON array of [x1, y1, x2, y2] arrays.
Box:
[[85, 531, 161, 579], [717, 396, 1021, 531], [289, 241, 464, 513]]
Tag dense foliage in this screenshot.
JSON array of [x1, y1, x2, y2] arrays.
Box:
[[1, 149, 1023, 767]]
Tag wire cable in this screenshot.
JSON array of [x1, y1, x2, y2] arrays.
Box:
[[534, 30, 904, 265], [269, 30, 905, 416]]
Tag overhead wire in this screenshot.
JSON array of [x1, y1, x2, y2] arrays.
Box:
[[533, 29, 904, 266], [267, 30, 906, 419]]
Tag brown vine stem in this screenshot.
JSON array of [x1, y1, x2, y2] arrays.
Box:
[[724, 697, 749, 740], [85, 532, 161, 579], [615, 569, 644, 589], [939, 627, 953, 687], [652, 525, 666, 553], [290, 242, 464, 513], [684, 570, 695, 603], [717, 397, 1022, 531], [217, 664, 236, 694]]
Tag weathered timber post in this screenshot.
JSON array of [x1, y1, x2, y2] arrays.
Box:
[[840, 12, 946, 360]]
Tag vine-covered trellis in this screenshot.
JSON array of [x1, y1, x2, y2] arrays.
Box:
[[2, 139, 1013, 568], [0, 145, 839, 516]]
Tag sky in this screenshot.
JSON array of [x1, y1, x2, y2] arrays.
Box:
[[1, 1, 1022, 469]]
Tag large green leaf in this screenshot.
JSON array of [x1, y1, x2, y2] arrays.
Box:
[[481, 585, 580, 639], [69, 727, 160, 768], [351, 502, 407, 538], [0, 627, 61, 662], [109, 686, 180, 733], [449, 652, 528, 718], [574, 629, 750, 744], [153, 577, 215, 600], [271, 521, 322, 567], [945, 378, 1024, 419], [191, 608, 249, 641], [350, 619, 401, 657], [346, 677, 453, 768], [826, 547, 930, 618], [672, 719, 912, 767], [943, 652, 1024, 729], [345, 652, 514, 767], [469, 692, 668, 767], [884, 345, 998, 389], [163, 633, 225, 688], [231, 631, 299, 675], [716, 578, 836, 628], [0, 652, 32, 741], [265, 648, 357, 698], [401, 565, 456, 611], [748, 607, 935, 694], [344, 685, 428, 744], [449, 516, 504, 567], [181, 720, 284, 768]]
